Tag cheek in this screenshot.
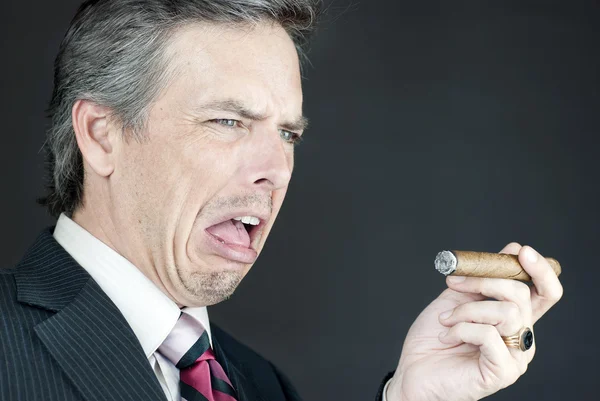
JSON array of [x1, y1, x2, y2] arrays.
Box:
[[175, 145, 240, 251], [181, 153, 237, 211]]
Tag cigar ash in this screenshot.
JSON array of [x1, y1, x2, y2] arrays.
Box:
[[435, 250, 458, 276]]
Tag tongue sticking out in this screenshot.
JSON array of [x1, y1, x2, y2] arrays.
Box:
[[206, 219, 251, 248]]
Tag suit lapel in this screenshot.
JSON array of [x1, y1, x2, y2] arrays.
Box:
[[15, 230, 166, 401]]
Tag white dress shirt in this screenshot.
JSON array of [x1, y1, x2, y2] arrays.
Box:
[[53, 213, 212, 401]]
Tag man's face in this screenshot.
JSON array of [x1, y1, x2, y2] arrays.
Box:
[[107, 22, 304, 307]]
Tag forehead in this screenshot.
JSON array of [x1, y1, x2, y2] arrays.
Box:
[[164, 21, 303, 116]]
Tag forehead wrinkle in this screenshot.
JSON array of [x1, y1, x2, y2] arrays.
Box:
[[163, 24, 303, 131], [199, 99, 267, 121]]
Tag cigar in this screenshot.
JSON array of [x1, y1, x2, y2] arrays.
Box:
[[434, 250, 561, 282]]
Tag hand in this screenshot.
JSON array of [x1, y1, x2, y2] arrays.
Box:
[[386, 243, 563, 401]]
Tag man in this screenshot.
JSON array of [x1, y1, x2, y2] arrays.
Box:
[[0, 1, 563, 400]]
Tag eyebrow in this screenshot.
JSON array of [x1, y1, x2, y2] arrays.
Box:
[[200, 99, 309, 132]]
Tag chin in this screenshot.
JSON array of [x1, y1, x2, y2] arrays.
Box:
[[176, 264, 246, 306]]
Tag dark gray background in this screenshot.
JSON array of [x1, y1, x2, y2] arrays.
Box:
[[2, 1, 598, 400]]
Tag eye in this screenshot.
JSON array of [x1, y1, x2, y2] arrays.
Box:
[[279, 129, 302, 145], [212, 119, 240, 127]]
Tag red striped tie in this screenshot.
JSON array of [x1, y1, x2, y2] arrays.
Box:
[[159, 312, 238, 401]]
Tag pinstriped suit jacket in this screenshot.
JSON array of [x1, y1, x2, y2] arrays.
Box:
[[0, 229, 302, 401]]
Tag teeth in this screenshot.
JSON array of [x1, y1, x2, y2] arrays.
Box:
[[233, 216, 260, 226]]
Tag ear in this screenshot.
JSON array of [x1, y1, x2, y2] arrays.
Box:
[[72, 99, 116, 177]]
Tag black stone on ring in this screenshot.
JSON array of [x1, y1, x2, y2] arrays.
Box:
[[502, 327, 534, 352], [521, 328, 534, 351]]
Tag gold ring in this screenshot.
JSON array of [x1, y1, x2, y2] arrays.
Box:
[[502, 327, 534, 351]]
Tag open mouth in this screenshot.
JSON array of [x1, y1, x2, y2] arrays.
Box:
[[205, 215, 263, 249]]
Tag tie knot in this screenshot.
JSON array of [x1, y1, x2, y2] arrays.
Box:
[[159, 312, 214, 369]]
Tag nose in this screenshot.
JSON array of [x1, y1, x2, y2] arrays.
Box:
[[244, 129, 293, 192]]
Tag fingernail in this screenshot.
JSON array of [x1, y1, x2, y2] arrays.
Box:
[[525, 247, 538, 263], [439, 310, 452, 320], [448, 276, 466, 283], [438, 330, 448, 339]]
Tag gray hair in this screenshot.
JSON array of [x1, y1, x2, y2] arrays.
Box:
[[40, 0, 321, 217]]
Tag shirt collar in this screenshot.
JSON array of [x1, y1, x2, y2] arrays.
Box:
[[53, 213, 212, 358]]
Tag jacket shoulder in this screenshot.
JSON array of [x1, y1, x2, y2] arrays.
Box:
[[0, 268, 54, 338], [0, 269, 71, 398]]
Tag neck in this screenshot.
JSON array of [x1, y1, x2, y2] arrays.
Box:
[[72, 202, 119, 255]]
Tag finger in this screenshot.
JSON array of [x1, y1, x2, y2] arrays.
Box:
[[439, 300, 524, 336], [439, 287, 487, 306], [446, 276, 532, 323], [439, 322, 516, 379], [519, 246, 563, 322], [499, 242, 522, 255]]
